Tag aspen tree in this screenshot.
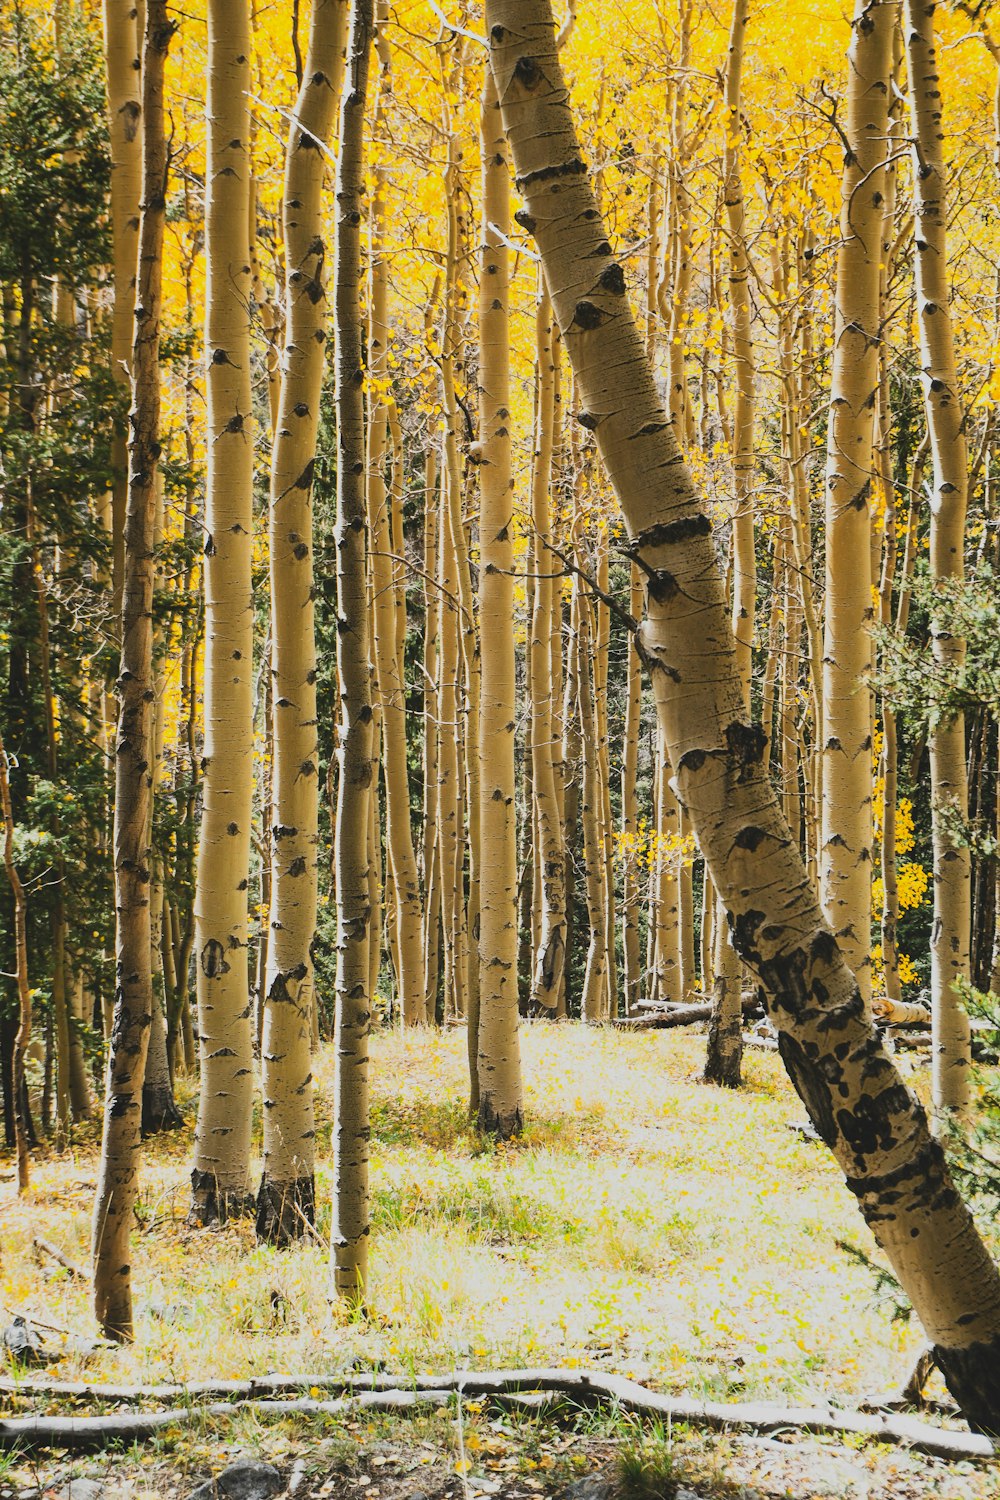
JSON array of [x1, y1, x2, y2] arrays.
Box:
[[486, 0, 1000, 1426], [875, 42, 905, 1010], [143, 592, 182, 1135], [437, 52, 481, 1078], [714, 89, 758, 1087], [0, 732, 30, 1193], [820, 0, 895, 1014], [576, 572, 608, 1022], [621, 564, 643, 1014], [476, 67, 523, 1133], [529, 285, 565, 1009], [101, 0, 141, 627], [367, 21, 425, 1025], [423, 444, 442, 1022], [594, 528, 618, 1016], [92, 0, 171, 1340], [190, 0, 257, 1224], [437, 470, 466, 1025], [903, 0, 972, 1117], [330, 0, 375, 1301], [258, 0, 348, 1243]]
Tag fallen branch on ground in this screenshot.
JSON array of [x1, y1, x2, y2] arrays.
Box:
[[31, 1239, 88, 1282], [0, 1366, 993, 1461]]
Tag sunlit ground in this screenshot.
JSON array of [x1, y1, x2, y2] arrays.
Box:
[[1, 1024, 927, 1404]]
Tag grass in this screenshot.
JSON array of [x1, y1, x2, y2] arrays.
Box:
[[1, 1024, 928, 1405]]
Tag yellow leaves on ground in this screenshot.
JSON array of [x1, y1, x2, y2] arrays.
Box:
[[1, 1026, 924, 1408]]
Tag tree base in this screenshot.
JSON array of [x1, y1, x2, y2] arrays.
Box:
[[141, 1084, 183, 1137], [477, 1097, 524, 1140], [703, 993, 744, 1089], [255, 1173, 316, 1245], [188, 1168, 256, 1227], [934, 1335, 1000, 1434]]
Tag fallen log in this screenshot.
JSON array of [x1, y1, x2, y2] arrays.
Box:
[[616, 998, 759, 1031], [872, 999, 932, 1027], [742, 1032, 778, 1052], [0, 1366, 993, 1461]]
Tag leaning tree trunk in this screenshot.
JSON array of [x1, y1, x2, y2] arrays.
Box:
[[476, 68, 523, 1136], [190, 0, 257, 1225], [258, 0, 349, 1246], [92, 0, 171, 1342], [904, 0, 973, 1120], [485, 0, 1000, 1429], [819, 0, 895, 1016], [330, 0, 375, 1304]]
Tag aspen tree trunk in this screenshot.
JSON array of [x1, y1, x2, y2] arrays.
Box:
[[486, 0, 1000, 1427], [621, 565, 643, 1014], [93, 0, 171, 1340], [438, 469, 466, 1026], [650, 749, 682, 1004], [904, 0, 972, 1118], [143, 476, 183, 1134], [595, 532, 618, 1016], [476, 69, 523, 1133], [259, 0, 348, 1243], [423, 446, 442, 1022], [530, 285, 565, 1009], [0, 733, 30, 1193], [875, 50, 905, 1008], [722, 0, 755, 711], [437, 93, 481, 1084], [562, 546, 582, 1016], [190, 0, 257, 1224], [330, 0, 375, 1301], [576, 576, 607, 1022], [367, 63, 425, 1025], [102, 0, 141, 630], [820, 0, 895, 1014]]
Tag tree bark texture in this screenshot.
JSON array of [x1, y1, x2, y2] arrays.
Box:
[[819, 0, 895, 1013], [476, 69, 523, 1136], [190, 0, 257, 1225], [92, 0, 172, 1341], [330, 0, 375, 1302], [258, 0, 349, 1246], [903, 0, 973, 1119]]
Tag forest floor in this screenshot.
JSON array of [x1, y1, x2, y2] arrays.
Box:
[[1, 1024, 998, 1498]]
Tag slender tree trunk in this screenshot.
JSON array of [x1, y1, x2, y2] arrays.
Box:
[[101, 0, 141, 632], [367, 55, 425, 1024], [904, 0, 973, 1119], [476, 68, 523, 1134], [190, 0, 257, 1224], [423, 444, 442, 1022], [621, 564, 643, 1015], [258, 0, 348, 1245], [530, 285, 565, 1009], [486, 0, 1000, 1427], [92, 0, 171, 1340], [577, 575, 608, 1022], [705, 0, 755, 1085], [0, 732, 30, 1193], [820, 0, 895, 1015], [330, 0, 375, 1302]]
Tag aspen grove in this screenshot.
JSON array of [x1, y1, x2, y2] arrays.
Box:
[[6, 0, 1000, 1460]]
